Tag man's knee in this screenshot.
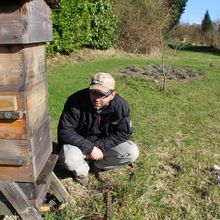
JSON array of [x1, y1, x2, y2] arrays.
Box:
[[127, 141, 139, 163], [64, 153, 79, 168], [114, 140, 139, 163], [60, 144, 85, 171]]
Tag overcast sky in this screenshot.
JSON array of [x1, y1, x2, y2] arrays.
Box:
[[180, 0, 220, 24]]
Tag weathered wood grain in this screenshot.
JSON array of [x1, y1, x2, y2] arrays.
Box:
[[31, 117, 52, 180], [0, 139, 29, 157], [17, 180, 51, 208], [50, 172, 70, 203], [0, 182, 43, 219], [0, 119, 27, 139], [0, 0, 52, 44], [0, 1, 22, 44], [0, 192, 15, 215], [27, 0, 53, 43], [0, 165, 34, 183], [0, 92, 25, 111], [0, 80, 49, 138], [17, 181, 51, 209], [26, 80, 49, 135], [0, 180, 51, 214], [0, 117, 52, 182], [36, 154, 58, 184], [0, 1, 58, 214], [0, 44, 46, 92], [0, 155, 27, 166], [0, 96, 17, 111], [34, 180, 51, 209], [0, 138, 33, 182]]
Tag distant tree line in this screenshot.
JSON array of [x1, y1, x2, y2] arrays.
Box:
[[167, 10, 220, 49], [47, 0, 187, 56]]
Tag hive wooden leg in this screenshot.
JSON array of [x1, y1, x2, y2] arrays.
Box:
[[0, 182, 43, 220], [50, 172, 70, 203]]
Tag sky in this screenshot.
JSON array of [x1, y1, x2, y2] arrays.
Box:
[[180, 0, 220, 24]]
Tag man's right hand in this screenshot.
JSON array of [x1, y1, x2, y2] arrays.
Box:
[[90, 146, 104, 160]]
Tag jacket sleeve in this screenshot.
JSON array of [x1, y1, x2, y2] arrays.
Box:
[[58, 97, 94, 155], [94, 99, 133, 151]]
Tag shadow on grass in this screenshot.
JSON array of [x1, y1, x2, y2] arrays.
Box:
[[168, 44, 220, 56]]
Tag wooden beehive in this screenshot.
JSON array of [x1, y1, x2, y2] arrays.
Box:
[[0, 0, 54, 183]]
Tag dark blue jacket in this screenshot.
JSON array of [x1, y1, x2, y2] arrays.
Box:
[[58, 88, 132, 155]]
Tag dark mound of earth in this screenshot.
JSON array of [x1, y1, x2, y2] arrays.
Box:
[[120, 64, 205, 82]]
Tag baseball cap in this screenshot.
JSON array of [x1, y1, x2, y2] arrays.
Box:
[[89, 72, 115, 95]]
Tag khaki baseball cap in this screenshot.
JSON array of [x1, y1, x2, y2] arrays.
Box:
[[89, 72, 115, 95]]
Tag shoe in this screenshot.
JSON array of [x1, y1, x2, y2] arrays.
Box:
[[89, 162, 106, 182], [89, 162, 105, 174], [75, 175, 88, 187], [90, 164, 107, 182]]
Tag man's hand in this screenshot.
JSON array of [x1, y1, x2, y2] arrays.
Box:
[[90, 146, 104, 160]]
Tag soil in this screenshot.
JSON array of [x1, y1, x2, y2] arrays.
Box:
[[119, 64, 205, 83]]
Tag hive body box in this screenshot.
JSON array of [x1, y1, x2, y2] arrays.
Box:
[[0, 0, 52, 44], [0, 0, 53, 182]]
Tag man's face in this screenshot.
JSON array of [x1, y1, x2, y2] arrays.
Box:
[[89, 91, 116, 109]]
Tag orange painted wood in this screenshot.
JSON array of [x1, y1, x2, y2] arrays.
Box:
[[0, 117, 52, 182], [0, 96, 17, 112], [0, 163, 34, 182], [0, 119, 27, 139]]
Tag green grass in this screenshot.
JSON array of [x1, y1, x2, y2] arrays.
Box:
[[46, 48, 220, 219]]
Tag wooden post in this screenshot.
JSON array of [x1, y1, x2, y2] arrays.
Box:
[[50, 172, 70, 203], [0, 182, 43, 220]]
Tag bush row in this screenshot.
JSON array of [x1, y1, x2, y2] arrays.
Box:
[[47, 0, 118, 56], [167, 24, 220, 48]]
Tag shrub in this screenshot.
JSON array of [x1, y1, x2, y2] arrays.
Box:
[[89, 0, 118, 49], [47, 0, 118, 56], [47, 0, 91, 56], [111, 0, 171, 54]]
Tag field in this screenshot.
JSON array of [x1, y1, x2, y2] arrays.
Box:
[[45, 47, 220, 219]]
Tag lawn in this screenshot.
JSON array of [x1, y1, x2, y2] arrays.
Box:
[[45, 48, 220, 219]]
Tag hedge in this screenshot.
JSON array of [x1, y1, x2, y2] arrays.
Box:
[[47, 0, 118, 56]]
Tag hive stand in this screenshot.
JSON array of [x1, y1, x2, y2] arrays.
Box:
[[0, 0, 69, 218]]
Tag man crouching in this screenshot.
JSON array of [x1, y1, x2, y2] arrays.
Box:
[[58, 72, 139, 186]]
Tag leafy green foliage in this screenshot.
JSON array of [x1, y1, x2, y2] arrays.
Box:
[[47, 0, 118, 56], [89, 0, 118, 49], [168, 0, 188, 29], [47, 0, 91, 56], [110, 0, 172, 54], [201, 10, 213, 32], [109, 0, 188, 53]]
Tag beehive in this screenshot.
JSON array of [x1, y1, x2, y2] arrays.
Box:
[[0, 0, 53, 182]]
